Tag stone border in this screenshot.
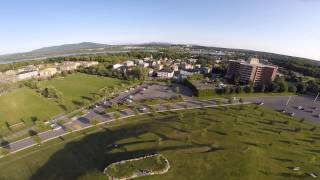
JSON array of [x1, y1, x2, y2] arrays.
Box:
[[104, 154, 170, 180]]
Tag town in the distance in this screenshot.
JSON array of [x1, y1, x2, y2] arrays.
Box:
[[0, 42, 320, 179]]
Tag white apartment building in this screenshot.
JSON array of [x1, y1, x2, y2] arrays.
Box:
[[17, 71, 39, 80], [157, 69, 174, 79]]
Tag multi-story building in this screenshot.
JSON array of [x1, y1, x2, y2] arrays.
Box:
[[16, 71, 39, 80], [39, 68, 58, 78], [226, 57, 277, 85], [123, 60, 134, 67], [157, 69, 174, 79]]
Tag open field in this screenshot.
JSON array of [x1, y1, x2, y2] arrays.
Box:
[[0, 105, 319, 179], [41, 73, 125, 105], [0, 87, 63, 125], [0, 73, 125, 127]]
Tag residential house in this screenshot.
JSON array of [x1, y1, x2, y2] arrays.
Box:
[[112, 64, 123, 69], [180, 69, 201, 76], [123, 60, 134, 67], [157, 69, 174, 79]]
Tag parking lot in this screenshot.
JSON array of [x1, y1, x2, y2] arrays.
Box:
[[132, 84, 178, 101], [245, 95, 320, 124]]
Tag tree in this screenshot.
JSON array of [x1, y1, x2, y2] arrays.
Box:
[[239, 98, 244, 103], [261, 84, 266, 93], [243, 86, 252, 93], [178, 112, 184, 121], [42, 86, 63, 99], [101, 88, 110, 101], [235, 86, 242, 94], [111, 103, 119, 111], [279, 82, 287, 92], [288, 85, 297, 93], [175, 86, 180, 93], [296, 82, 306, 93], [158, 137, 162, 146], [224, 86, 231, 94]]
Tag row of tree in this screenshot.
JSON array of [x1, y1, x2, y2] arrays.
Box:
[[78, 63, 148, 82]]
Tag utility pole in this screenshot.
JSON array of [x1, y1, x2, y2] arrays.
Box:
[[314, 92, 319, 103]]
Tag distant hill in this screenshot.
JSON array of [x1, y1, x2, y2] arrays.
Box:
[[0, 42, 115, 63], [0, 42, 318, 66], [31, 42, 109, 54]]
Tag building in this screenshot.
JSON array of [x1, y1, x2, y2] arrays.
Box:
[[201, 67, 212, 74], [139, 62, 149, 68], [171, 64, 179, 72], [80, 61, 99, 67], [226, 57, 278, 85], [60, 61, 81, 71], [112, 64, 123, 69], [180, 63, 193, 70], [180, 69, 201, 76], [39, 68, 58, 78], [123, 60, 134, 67], [155, 64, 164, 71], [157, 69, 174, 79], [16, 71, 39, 80]]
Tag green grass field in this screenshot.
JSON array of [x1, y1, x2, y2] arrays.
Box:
[[0, 87, 63, 125], [0, 105, 319, 180], [0, 73, 126, 127], [41, 73, 125, 105]]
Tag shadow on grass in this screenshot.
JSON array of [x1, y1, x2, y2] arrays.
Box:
[[29, 120, 202, 180]]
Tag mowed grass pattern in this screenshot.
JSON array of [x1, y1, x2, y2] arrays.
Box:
[[41, 73, 124, 103], [0, 105, 319, 180], [0, 87, 63, 124]]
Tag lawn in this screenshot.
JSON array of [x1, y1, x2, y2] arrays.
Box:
[[0, 73, 126, 128], [0, 87, 63, 125], [41, 73, 125, 105], [0, 105, 319, 180]]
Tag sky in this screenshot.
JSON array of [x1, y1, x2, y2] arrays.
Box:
[[0, 0, 320, 60]]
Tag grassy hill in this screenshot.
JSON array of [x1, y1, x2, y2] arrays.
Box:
[[0, 105, 319, 179], [40, 73, 125, 105], [0, 73, 125, 126], [0, 87, 63, 125]]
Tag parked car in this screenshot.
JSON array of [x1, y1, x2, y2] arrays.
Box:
[[256, 101, 264, 105], [138, 107, 147, 112], [289, 112, 296, 117], [50, 123, 62, 130], [297, 106, 304, 110]]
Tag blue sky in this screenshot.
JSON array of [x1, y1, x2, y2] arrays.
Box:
[[0, 0, 320, 60]]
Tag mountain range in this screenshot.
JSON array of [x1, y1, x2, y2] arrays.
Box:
[[0, 42, 318, 64]]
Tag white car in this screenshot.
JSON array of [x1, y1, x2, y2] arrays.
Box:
[[256, 101, 264, 105], [50, 123, 62, 130], [138, 107, 147, 112], [297, 106, 304, 110]]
